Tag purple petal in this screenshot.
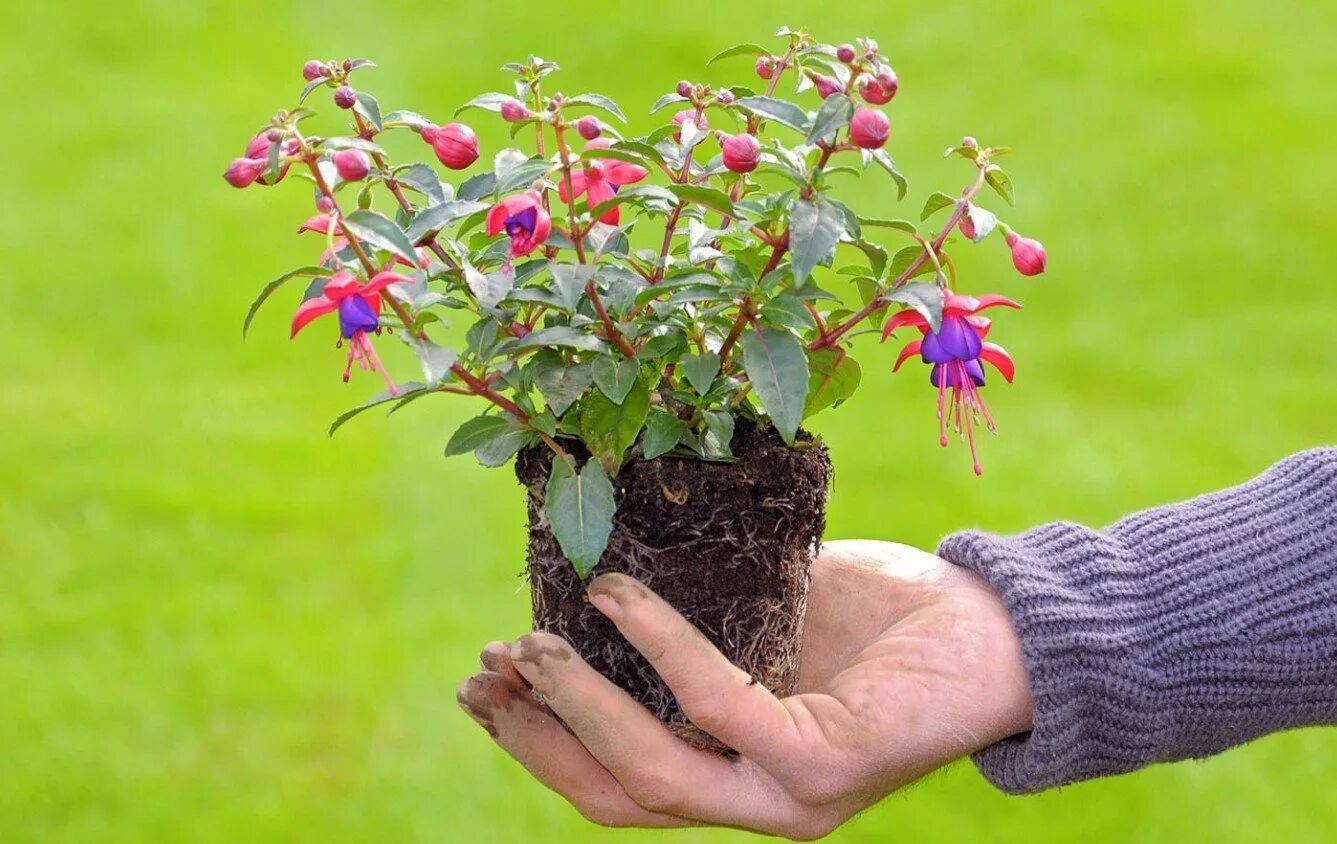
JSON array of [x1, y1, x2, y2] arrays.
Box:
[[934, 315, 982, 360], [338, 296, 379, 339], [505, 206, 538, 236]]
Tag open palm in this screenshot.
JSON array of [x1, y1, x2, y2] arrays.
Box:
[[458, 540, 1032, 840]]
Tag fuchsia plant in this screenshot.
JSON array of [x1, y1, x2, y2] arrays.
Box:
[[227, 28, 1047, 574]]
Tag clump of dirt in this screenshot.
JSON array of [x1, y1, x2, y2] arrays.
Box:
[[515, 421, 831, 752]]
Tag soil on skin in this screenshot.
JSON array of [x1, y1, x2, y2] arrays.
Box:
[[515, 421, 832, 752]]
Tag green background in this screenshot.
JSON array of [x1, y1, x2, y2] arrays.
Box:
[[5, 0, 1335, 840]]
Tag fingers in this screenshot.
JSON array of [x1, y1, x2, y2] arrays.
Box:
[[456, 667, 688, 829], [585, 573, 803, 767], [507, 631, 803, 832]]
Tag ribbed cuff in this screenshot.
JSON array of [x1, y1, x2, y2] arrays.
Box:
[[939, 448, 1337, 794]]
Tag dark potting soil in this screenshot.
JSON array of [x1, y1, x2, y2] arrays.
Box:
[[515, 420, 832, 751]]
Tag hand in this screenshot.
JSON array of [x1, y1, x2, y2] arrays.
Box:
[[457, 541, 1033, 840]]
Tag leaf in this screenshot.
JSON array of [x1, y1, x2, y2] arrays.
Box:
[[495, 156, 553, 195], [649, 93, 689, 114], [342, 209, 418, 265], [401, 335, 458, 383], [455, 92, 516, 116], [529, 352, 594, 415], [667, 184, 736, 217], [804, 349, 862, 418], [886, 281, 945, 333], [679, 352, 720, 395], [299, 77, 327, 105], [697, 410, 735, 460], [549, 263, 597, 312], [397, 163, 447, 206], [707, 42, 769, 64], [516, 326, 608, 353], [328, 382, 428, 436], [966, 203, 998, 242], [405, 200, 490, 242], [242, 265, 331, 338], [323, 136, 386, 155], [642, 410, 689, 459], [580, 377, 650, 474], [870, 149, 908, 199], [545, 457, 616, 578], [789, 197, 845, 285], [920, 192, 957, 221], [859, 217, 917, 235], [466, 266, 512, 309], [353, 92, 381, 131], [457, 171, 497, 202], [445, 415, 513, 456], [887, 244, 935, 282], [383, 109, 433, 129], [592, 357, 640, 404], [565, 93, 627, 123], [806, 93, 854, 145], [739, 325, 809, 445], [733, 96, 809, 133], [985, 165, 1015, 205], [475, 427, 532, 467]]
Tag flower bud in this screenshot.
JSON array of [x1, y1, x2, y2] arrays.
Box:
[[960, 212, 976, 240], [676, 80, 693, 98], [961, 135, 978, 149], [849, 108, 890, 149], [302, 60, 326, 81], [811, 74, 842, 99], [575, 115, 601, 140], [334, 85, 357, 109], [858, 78, 893, 105], [836, 43, 856, 63], [500, 98, 528, 122], [332, 149, 371, 181], [509, 321, 531, 339], [715, 89, 735, 104], [316, 195, 336, 213], [425, 122, 479, 170], [224, 157, 265, 188], [877, 68, 899, 96], [1005, 231, 1047, 276], [671, 109, 709, 142], [755, 55, 775, 80], [721, 133, 761, 173]]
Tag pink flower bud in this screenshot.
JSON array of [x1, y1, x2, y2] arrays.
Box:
[[811, 74, 842, 99], [509, 321, 531, 339], [332, 149, 371, 181], [1005, 231, 1047, 276], [302, 60, 326, 81], [877, 68, 899, 96], [849, 108, 890, 149], [720, 132, 762, 174], [242, 134, 298, 185], [676, 80, 693, 98], [500, 98, 528, 122], [960, 212, 976, 240], [961, 135, 978, 149], [316, 195, 336, 213], [836, 43, 856, 63], [755, 55, 775, 80], [575, 115, 601, 140], [334, 85, 357, 109], [715, 89, 735, 104], [671, 109, 708, 142], [223, 157, 265, 188], [425, 122, 479, 170]]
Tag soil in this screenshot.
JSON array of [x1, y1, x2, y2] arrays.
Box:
[[515, 420, 832, 752]]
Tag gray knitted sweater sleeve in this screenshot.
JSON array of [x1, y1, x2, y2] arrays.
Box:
[[937, 447, 1337, 794]]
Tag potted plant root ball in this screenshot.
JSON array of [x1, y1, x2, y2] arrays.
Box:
[[226, 26, 1047, 751]]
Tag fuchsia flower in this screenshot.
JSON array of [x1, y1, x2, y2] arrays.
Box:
[[332, 149, 371, 181], [291, 269, 407, 394], [557, 138, 649, 225], [755, 55, 776, 80], [860, 68, 898, 104], [670, 109, 709, 143], [422, 122, 479, 170], [334, 85, 357, 109], [720, 132, 761, 173], [810, 74, 842, 99], [224, 157, 265, 188], [836, 44, 857, 63], [850, 108, 890, 149], [301, 60, 327, 81], [1006, 230, 1048, 276], [486, 189, 552, 262], [237, 132, 300, 186], [883, 293, 1020, 474], [297, 214, 429, 268], [500, 99, 529, 122]]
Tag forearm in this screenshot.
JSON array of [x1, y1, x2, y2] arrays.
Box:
[[938, 447, 1337, 793]]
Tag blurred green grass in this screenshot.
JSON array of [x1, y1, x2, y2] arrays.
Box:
[[3, 0, 1336, 841]]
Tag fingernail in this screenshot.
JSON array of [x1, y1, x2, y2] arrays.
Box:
[[480, 641, 510, 672], [456, 676, 499, 737], [511, 634, 574, 668], [585, 573, 647, 620]]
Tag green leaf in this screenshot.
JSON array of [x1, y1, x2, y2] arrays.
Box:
[[323, 136, 386, 155], [457, 171, 497, 202], [465, 267, 512, 309], [445, 415, 513, 456], [592, 357, 640, 404], [529, 352, 595, 416], [397, 163, 447, 206], [545, 457, 616, 578], [985, 165, 1015, 205], [405, 200, 490, 242], [804, 349, 862, 418], [859, 217, 917, 235], [565, 93, 626, 123], [353, 92, 381, 131], [789, 197, 845, 285], [400, 334, 458, 383], [733, 96, 809, 133], [679, 352, 720, 395], [474, 427, 533, 467], [920, 192, 957, 221], [667, 184, 736, 217], [642, 410, 689, 459], [455, 92, 516, 116], [886, 281, 945, 333], [870, 149, 908, 199], [495, 155, 553, 195], [806, 93, 854, 145], [739, 325, 809, 445], [516, 326, 609, 353], [328, 382, 428, 436], [579, 377, 650, 473], [649, 93, 689, 114], [242, 265, 331, 338], [707, 42, 769, 64], [549, 263, 597, 312], [697, 410, 735, 460], [342, 209, 418, 265], [887, 244, 934, 282], [383, 109, 433, 129]]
